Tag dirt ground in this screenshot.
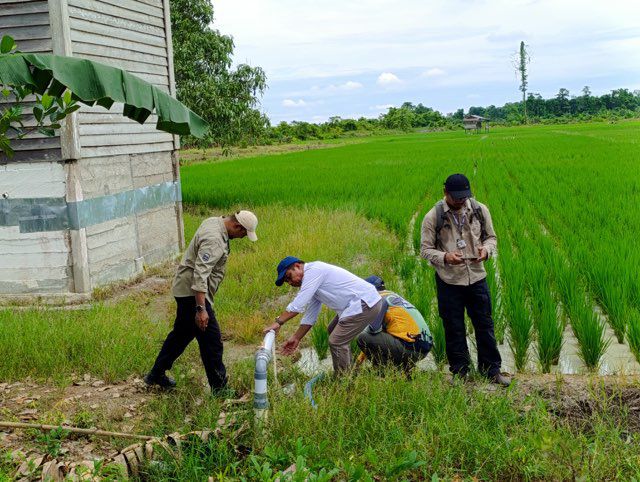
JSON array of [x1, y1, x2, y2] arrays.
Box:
[[0, 376, 153, 463], [0, 343, 257, 472]]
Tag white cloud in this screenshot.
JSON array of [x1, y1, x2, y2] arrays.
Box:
[[372, 104, 395, 110], [316, 81, 364, 92], [341, 81, 363, 90], [377, 72, 401, 86], [422, 68, 446, 78], [282, 98, 307, 107]]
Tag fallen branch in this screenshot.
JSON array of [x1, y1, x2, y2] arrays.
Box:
[[0, 421, 154, 441]]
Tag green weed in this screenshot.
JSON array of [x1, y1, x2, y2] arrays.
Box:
[[310, 313, 330, 361]]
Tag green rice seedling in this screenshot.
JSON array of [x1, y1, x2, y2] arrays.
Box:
[[569, 299, 610, 371], [504, 285, 532, 372], [555, 263, 581, 329], [626, 308, 640, 364], [526, 259, 564, 372], [311, 312, 330, 361], [484, 258, 505, 343], [397, 254, 418, 282], [532, 283, 564, 373], [500, 241, 532, 372], [588, 262, 629, 343]]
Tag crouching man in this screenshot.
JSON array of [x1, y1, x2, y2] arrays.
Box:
[[356, 276, 433, 374], [263, 257, 384, 374]]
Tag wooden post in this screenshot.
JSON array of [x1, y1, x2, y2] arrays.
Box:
[[163, 0, 185, 250], [48, 0, 80, 161], [48, 0, 91, 294]]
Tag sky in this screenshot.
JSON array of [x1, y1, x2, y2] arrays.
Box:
[[213, 0, 640, 124]]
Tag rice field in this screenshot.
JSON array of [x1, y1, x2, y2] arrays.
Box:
[[182, 121, 640, 374]]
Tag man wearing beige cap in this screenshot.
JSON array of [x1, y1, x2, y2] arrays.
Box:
[[145, 210, 258, 395]]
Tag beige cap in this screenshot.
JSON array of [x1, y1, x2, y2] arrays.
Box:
[[236, 210, 258, 241]]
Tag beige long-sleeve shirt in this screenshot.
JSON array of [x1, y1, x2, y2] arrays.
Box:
[[420, 198, 497, 286], [172, 217, 229, 304]]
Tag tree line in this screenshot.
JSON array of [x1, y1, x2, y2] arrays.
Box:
[[468, 87, 640, 124], [264, 88, 640, 143]]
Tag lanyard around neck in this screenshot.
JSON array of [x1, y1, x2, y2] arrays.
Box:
[[451, 211, 467, 237]]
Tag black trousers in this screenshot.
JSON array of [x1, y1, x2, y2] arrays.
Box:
[[435, 274, 501, 377], [151, 296, 227, 389]]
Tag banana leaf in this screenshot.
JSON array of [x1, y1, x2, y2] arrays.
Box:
[[0, 52, 208, 138]]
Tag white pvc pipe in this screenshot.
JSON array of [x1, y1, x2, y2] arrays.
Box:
[[262, 330, 276, 352], [254, 330, 276, 420]]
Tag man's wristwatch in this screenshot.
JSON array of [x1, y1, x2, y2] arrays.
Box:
[[275, 316, 285, 326], [196, 304, 205, 313]]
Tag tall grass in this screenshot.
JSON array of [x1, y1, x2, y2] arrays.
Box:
[[129, 368, 640, 480], [0, 302, 167, 382], [253, 370, 640, 480]]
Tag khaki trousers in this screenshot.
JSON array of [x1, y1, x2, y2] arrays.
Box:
[[327, 299, 384, 373]]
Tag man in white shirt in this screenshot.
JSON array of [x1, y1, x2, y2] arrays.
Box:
[[263, 256, 384, 373]]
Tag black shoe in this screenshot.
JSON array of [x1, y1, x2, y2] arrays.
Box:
[[489, 372, 511, 388], [144, 372, 176, 389]]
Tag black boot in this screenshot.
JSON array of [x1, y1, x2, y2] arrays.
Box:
[[144, 371, 176, 389]]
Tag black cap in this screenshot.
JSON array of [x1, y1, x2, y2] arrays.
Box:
[[444, 173, 472, 200]]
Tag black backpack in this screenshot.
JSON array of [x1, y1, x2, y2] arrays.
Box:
[[434, 198, 488, 248]]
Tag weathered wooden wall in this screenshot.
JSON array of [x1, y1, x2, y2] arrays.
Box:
[[66, 0, 179, 289], [0, 0, 62, 163], [0, 1, 73, 295], [1, 0, 183, 298], [0, 163, 73, 294]]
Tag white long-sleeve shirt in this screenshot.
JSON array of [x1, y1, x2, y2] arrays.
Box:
[[286, 261, 381, 326]]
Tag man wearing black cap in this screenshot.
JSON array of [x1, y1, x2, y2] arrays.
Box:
[[420, 174, 510, 386]]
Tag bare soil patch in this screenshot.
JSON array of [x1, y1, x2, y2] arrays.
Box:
[[516, 374, 640, 432], [0, 376, 153, 464], [179, 140, 364, 166]]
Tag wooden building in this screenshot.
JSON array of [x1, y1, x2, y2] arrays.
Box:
[[463, 115, 489, 133], [0, 0, 184, 301]]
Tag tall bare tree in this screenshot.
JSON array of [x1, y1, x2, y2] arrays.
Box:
[[513, 41, 531, 123]]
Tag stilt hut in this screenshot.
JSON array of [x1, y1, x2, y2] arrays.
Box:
[[1, 0, 184, 301], [463, 115, 489, 133]]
